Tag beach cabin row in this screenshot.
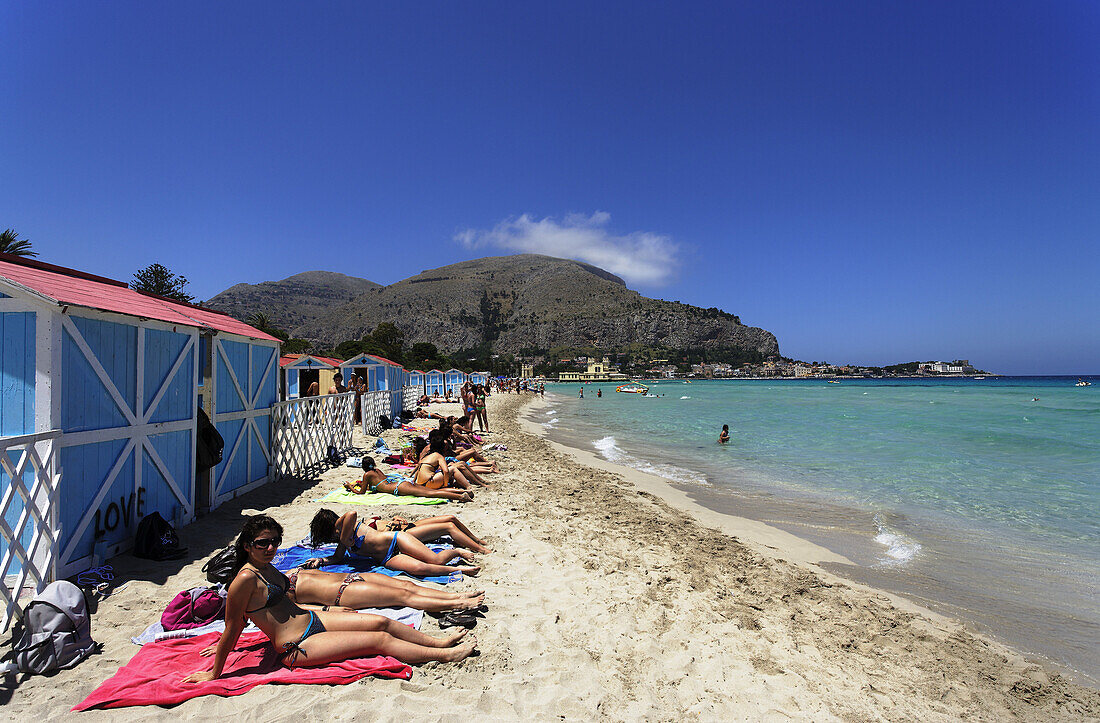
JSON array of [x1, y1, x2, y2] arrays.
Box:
[[404, 369, 488, 397], [0, 254, 279, 577]]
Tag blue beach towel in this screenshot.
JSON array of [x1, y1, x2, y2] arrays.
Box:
[[272, 544, 461, 584]]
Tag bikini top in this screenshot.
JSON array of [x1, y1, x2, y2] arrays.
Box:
[[245, 567, 289, 613]]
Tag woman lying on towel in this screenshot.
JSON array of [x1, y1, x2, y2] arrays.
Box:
[[182, 515, 476, 682], [367, 512, 491, 553], [307, 508, 481, 578], [344, 445, 473, 501], [286, 568, 485, 613]]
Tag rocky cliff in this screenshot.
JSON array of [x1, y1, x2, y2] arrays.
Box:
[[289, 255, 779, 356], [205, 270, 381, 331]]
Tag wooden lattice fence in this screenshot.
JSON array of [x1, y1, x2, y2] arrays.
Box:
[[270, 392, 354, 480], [401, 385, 421, 414], [0, 430, 61, 632], [359, 390, 390, 436]]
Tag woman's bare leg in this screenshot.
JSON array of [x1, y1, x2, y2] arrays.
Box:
[[407, 521, 491, 553], [386, 554, 480, 577], [286, 614, 476, 666], [393, 532, 474, 564], [384, 481, 471, 501], [337, 582, 484, 612]]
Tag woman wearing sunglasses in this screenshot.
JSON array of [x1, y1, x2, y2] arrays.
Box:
[[183, 515, 476, 683]]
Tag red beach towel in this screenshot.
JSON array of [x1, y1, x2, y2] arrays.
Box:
[[73, 631, 411, 710]]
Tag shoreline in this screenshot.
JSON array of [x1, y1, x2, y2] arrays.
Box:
[[7, 393, 1098, 719], [535, 382, 1100, 686]]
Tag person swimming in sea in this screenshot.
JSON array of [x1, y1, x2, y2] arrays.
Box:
[[718, 424, 730, 444], [579, 388, 584, 398], [597, 388, 602, 397]]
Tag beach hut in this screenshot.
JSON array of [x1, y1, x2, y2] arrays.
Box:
[[424, 370, 445, 397], [338, 353, 388, 394], [0, 254, 280, 578], [468, 371, 488, 386], [445, 369, 467, 396], [370, 354, 407, 418], [407, 370, 425, 390], [280, 354, 342, 400]]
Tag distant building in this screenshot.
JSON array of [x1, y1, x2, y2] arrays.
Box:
[[557, 356, 629, 382], [520, 363, 534, 378]]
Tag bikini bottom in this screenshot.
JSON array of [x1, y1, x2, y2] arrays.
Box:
[[281, 610, 327, 665], [333, 572, 365, 606]]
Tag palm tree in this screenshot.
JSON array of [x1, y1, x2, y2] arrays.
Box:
[[0, 229, 38, 257], [246, 311, 272, 331]]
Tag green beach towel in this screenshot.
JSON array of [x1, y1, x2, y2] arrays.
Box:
[[318, 489, 445, 506]]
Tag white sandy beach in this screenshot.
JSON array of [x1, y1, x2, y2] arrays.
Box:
[[5, 393, 1099, 721]]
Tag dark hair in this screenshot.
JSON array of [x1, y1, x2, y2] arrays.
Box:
[[722, 424, 729, 431], [429, 437, 447, 456], [309, 508, 340, 547], [413, 437, 428, 455], [234, 515, 284, 572]]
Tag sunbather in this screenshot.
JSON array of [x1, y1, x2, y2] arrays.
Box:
[[367, 513, 491, 553], [285, 567, 485, 612], [182, 515, 475, 682], [307, 508, 481, 577]]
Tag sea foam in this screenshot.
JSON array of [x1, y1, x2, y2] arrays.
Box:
[[873, 514, 921, 564]]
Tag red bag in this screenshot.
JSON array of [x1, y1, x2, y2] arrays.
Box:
[[160, 587, 225, 631]]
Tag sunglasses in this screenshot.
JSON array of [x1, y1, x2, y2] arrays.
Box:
[[251, 537, 281, 550]]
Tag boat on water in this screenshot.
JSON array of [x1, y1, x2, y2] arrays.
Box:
[[974, 376, 986, 380], [616, 384, 649, 394], [827, 380, 841, 384], [1076, 379, 1092, 387]]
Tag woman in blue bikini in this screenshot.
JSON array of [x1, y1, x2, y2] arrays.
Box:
[[182, 515, 476, 683], [307, 509, 481, 577]]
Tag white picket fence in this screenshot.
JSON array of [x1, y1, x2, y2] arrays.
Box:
[[401, 385, 422, 415], [359, 390, 391, 435], [0, 430, 62, 632], [270, 392, 355, 479]]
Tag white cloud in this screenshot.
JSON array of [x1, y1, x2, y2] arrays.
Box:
[[455, 212, 679, 286]]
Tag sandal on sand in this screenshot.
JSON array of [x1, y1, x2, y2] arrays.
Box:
[[439, 611, 478, 629]]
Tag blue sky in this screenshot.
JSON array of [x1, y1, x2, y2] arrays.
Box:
[[3, 2, 1098, 374]]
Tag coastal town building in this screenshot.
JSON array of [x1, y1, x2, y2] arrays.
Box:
[[557, 356, 630, 383]]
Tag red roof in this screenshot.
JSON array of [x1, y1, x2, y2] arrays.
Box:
[[0, 254, 280, 342], [280, 354, 343, 369], [367, 353, 403, 367]]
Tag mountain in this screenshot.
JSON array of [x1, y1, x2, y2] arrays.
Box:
[[292, 254, 779, 357], [204, 271, 381, 332]]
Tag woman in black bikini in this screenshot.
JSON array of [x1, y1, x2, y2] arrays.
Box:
[[307, 509, 481, 577], [182, 515, 475, 682]]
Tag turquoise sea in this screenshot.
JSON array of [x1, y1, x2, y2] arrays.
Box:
[[537, 377, 1100, 682]]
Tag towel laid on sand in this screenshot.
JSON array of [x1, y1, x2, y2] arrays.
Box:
[[273, 544, 462, 584], [132, 606, 423, 645], [73, 631, 410, 711], [319, 488, 445, 506]]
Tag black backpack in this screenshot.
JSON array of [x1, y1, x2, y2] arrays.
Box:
[[379, 414, 392, 430], [195, 408, 224, 472], [201, 546, 238, 585], [133, 512, 188, 561]]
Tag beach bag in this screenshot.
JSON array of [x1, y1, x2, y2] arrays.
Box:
[[161, 587, 226, 631], [326, 444, 343, 466], [3, 580, 98, 675], [195, 408, 224, 472], [133, 512, 188, 561], [379, 414, 392, 430], [201, 546, 237, 585]]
